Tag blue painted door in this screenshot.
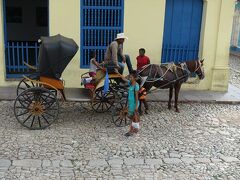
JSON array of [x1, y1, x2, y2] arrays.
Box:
[[161, 0, 203, 63], [3, 0, 49, 79], [80, 0, 124, 68]]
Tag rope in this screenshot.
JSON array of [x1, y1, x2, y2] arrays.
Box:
[[147, 73, 189, 94]]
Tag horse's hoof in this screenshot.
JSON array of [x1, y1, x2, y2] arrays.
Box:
[[176, 109, 180, 113]]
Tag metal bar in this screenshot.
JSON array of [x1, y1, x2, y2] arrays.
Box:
[[187, 0, 194, 60], [35, 42, 38, 67], [26, 42, 29, 72], [17, 42, 20, 73], [7, 42, 11, 72], [12, 42, 16, 72], [3, 0, 8, 47], [21, 42, 24, 72]]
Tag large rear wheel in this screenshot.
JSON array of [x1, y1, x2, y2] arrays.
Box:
[[14, 87, 59, 130]]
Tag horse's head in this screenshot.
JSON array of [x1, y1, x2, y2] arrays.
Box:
[[186, 59, 205, 80], [195, 59, 205, 80]]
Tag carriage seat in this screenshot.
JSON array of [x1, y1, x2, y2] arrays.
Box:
[[80, 76, 96, 90], [84, 83, 95, 90], [40, 76, 64, 90]]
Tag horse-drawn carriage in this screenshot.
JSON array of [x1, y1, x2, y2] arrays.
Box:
[[14, 34, 131, 130], [14, 34, 205, 130]]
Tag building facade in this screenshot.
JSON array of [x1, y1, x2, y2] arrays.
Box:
[[0, 0, 235, 91]]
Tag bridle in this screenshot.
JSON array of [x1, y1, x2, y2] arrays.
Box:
[[193, 60, 204, 78]]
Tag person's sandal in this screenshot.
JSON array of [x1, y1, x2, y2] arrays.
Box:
[[124, 132, 133, 137]]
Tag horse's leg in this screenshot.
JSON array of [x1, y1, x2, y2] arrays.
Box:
[[174, 83, 182, 113], [168, 87, 173, 110]]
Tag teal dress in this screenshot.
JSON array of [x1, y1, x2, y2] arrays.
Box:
[[128, 81, 140, 116]]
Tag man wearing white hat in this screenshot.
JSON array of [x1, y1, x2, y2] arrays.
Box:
[[104, 33, 133, 74]]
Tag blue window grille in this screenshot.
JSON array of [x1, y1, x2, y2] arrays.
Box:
[[4, 41, 40, 79], [80, 0, 124, 68], [161, 0, 203, 64]]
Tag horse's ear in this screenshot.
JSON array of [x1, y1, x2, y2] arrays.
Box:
[[200, 59, 204, 63]]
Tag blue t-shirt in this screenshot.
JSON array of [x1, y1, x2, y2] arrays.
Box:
[[128, 81, 140, 112]]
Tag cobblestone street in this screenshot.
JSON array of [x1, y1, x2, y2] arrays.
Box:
[[0, 100, 240, 179]]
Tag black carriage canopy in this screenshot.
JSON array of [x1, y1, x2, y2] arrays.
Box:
[[38, 34, 79, 79]]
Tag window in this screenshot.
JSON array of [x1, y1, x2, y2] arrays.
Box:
[[6, 7, 22, 23], [36, 7, 48, 27]]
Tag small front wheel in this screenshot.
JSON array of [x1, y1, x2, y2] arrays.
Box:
[[111, 98, 131, 127]]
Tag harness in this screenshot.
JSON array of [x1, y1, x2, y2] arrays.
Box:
[[138, 62, 193, 92]]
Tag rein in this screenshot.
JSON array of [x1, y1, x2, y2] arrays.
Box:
[[143, 63, 189, 83], [193, 61, 203, 77]]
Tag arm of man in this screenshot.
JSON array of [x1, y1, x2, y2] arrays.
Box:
[[111, 42, 119, 66], [117, 73, 128, 82], [118, 44, 126, 63]]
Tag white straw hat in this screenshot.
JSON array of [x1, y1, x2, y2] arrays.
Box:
[[115, 33, 128, 40]]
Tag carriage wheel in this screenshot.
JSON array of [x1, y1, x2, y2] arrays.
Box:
[[92, 86, 115, 113], [17, 76, 58, 98], [14, 87, 59, 130], [111, 98, 131, 127], [16, 75, 40, 96]]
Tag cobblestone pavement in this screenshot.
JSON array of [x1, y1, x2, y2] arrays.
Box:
[[0, 100, 240, 179], [230, 55, 240, 89]]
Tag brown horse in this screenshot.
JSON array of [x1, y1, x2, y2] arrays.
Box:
[[138, 60, 205, 112]]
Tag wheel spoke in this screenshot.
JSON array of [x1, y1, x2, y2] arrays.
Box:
[[43, 108, 58, 111], [118, 117, 123, 126], [18, 87, 26, 91], [42, 100, 55, 109], [41, 115, 50, 124], [30, 116, 36, 127], [38, 116, 41, 128], [104, 102, 110, 110], [114, 117, 121, 123], [20, 94, 33, 104], [31, 81, 35, 87], [43, 111, 55, 117], [23, 114, 32, 124], [17, 110, 30, 117], [23, 81, 31, 88], [41, 93, 55, 101], [124, 117, 127, 125], [15, 105, 28, 110], [93, 102, 101, 111]]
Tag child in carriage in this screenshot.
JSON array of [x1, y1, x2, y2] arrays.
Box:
[[81, 51, 104, 85], [118, 70, 140, 137], [89, 51, 104, 78]]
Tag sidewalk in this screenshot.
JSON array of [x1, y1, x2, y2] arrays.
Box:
[[147, 84, 240, 104], [1, 84, 240, 104]]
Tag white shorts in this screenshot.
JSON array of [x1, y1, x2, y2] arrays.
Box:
[[132, 122, 140, 129]]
